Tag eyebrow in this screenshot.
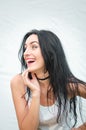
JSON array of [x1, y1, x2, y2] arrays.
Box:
[[25, 41, 39, 45]]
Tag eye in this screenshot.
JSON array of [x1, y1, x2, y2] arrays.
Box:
[[32, 44, 38, 49]]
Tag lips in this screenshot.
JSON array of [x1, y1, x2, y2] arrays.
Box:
[[28, 61, 35, 63], [25, 58, 35, 65]]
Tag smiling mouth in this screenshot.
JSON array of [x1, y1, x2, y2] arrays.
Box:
[[28, 61, 34, 63], [27, 61, 35, 65]]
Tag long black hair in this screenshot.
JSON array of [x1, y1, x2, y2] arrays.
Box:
[[18, 29, 86, 128]]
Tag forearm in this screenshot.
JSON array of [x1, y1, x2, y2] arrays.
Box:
[[21, 94, 40, 130], [78, 123, 86, 130], [11, 73, 41, 130], [71, 123, 86, 130]]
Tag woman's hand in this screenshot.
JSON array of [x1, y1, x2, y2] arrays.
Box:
[[22, 69, 40, 97]]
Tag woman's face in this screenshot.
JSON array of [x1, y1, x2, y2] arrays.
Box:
[[23, 34, 45, 74]]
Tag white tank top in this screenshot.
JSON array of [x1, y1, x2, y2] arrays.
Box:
[[26, 92, 74, 130], [38, 100, 75, 130], [38, 103, 63, 130]]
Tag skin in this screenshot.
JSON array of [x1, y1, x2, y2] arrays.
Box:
[[10, 34, 86, 130]]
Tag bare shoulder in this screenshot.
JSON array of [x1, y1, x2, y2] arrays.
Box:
[[77, 82, 86, 98], [10, 74, 23, 85], [67, 82, 86, 99], [10, 74, 25, 94]]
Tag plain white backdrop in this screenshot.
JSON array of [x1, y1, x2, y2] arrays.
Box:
[[0, 0, 86, 130]]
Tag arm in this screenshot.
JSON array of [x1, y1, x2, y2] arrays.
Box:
[[68, 82, 86, 99], [76, 83, 86, 130], [10, 71, 40, 130], [71, 123, 86, 130], [69, 82, 86, 130], [77, 83, 86, 98]]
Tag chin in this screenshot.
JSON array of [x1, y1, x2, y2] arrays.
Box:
[[28, 68, 37, 73]]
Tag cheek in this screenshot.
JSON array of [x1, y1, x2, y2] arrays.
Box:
[[37, 54, 44, 63], [36, 49, 45, 64], [36, 50, 43, 60], [40, 58, 45, 67]]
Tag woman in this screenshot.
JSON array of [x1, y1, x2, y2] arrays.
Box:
[[10, 29, 86, 130]]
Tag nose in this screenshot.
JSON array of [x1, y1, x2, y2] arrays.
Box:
[[23, 48, 32, 58]]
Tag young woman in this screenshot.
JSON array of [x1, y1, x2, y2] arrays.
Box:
[[10, 29, 86, 130]]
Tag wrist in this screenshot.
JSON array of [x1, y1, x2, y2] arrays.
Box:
[[32, 91, 40, 98]]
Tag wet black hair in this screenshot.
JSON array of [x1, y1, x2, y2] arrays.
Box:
[[18, 29, 86, 128]]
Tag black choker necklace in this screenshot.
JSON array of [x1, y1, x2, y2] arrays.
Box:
[[37, 76, 50, 80]]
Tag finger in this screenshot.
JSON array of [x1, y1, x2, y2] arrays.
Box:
[[22, 69, 29, 77], [22, 69, 29, 84], [22, 70, 29, 82], [31, 73, 37, 79]]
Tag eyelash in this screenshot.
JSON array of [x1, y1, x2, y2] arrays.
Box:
[[32, 45, 38, 49], [24, 45, 38, 51]]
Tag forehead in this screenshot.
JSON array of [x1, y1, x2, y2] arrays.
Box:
[[25, 34, 38, 44]]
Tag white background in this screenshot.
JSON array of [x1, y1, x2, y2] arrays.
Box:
[[0, 0, 86, 130]]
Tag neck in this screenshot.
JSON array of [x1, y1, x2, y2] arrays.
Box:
[[35, 70, 50, 81]]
